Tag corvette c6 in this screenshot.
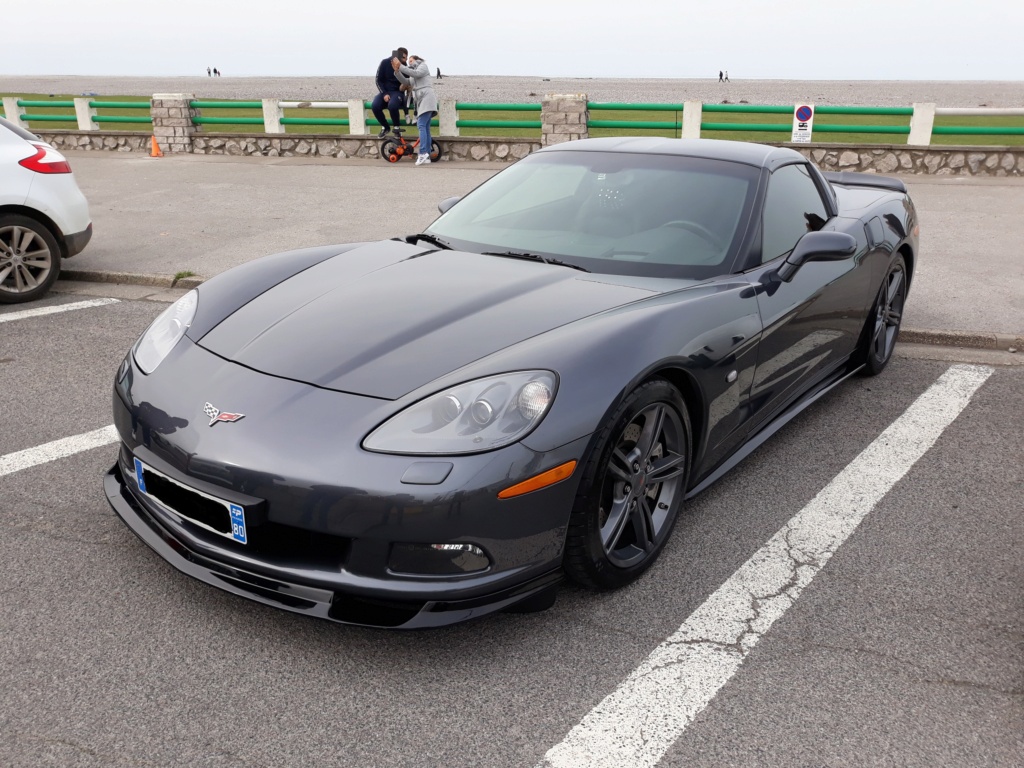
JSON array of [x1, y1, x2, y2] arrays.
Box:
[[105, 138, 917, 628]]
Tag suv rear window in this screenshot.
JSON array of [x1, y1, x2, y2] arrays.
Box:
[[0, 116, 40, 142]]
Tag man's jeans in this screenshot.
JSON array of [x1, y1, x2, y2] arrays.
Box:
[[371, 91, 403, 129]]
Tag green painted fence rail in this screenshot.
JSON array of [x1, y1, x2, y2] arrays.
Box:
[[189, 101, 263, 109], [3, 95, 1023, 145]]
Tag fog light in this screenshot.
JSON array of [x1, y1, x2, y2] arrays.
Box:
[[388, 542, 491, 575]]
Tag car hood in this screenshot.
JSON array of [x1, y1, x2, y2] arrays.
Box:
[[198, 240, 659, 399]]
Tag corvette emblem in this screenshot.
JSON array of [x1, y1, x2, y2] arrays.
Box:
[[204, 402, 245, 427]]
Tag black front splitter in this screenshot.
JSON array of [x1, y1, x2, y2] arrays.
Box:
[[104, 462, 562, 629]]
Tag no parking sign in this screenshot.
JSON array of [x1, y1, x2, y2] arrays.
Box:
[[791, 103, 814, 143]]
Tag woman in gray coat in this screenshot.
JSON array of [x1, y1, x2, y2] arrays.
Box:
[[393, 54, 438, 165]]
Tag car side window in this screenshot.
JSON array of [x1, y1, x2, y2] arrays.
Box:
[[760, 164, 829, 263]]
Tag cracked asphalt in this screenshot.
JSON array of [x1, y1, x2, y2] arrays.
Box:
[[0, 291, 1021, 767]]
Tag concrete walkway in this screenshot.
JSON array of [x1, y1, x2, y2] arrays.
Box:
[[59, 151, 1024, 347]]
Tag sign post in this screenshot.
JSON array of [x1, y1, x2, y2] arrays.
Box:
[[791, 104, 815, 143]]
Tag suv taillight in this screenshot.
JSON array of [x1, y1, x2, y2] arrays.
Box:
[[18, 142, 72, 174]]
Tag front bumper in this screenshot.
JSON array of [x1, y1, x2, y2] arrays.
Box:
[[106, 459, 564, 628], [107, 337, 589, 628]]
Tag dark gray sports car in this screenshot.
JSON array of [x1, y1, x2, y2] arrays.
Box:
[[105, 138, 917, 628]]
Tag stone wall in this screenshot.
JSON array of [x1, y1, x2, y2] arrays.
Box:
[[32, 130, 1024, 175], [39, 132, 151, 152], [792, 144, 1024, 176]]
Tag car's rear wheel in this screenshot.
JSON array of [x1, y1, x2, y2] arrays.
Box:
[[0, 214, 61, 304], [564, 379, 691, 590], [860, 255, 907, 376]]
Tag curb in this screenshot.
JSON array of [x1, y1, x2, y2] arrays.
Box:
[[60, 269, 206, 290], [58, 269, 1020, 352], [899, 328, 1021, 353]]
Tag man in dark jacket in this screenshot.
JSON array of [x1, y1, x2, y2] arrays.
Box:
[[372, 47, 408, 137]]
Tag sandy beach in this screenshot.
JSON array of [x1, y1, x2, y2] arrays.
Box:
[[3, 74, 1022, 107]]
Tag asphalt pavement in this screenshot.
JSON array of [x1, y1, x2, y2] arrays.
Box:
[[58, 150, 1024, 347], [1, 149, 1021, 766]]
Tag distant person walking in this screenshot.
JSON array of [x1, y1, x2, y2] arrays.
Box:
[[719, 70, 723, 82], [395, 53, 438, 165], [436, 67, 443, 79], [724, 70, 730, 82], [207, 67, 212, 77], [372, 47, 408, 137]]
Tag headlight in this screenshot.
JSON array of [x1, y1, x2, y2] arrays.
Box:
[[133, 290, 198, 374], [364, 371, 557, 455]]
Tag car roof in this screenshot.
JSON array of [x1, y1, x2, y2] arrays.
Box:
[[536, 136, 805, 171]]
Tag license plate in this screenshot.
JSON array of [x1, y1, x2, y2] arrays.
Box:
[[133, 457, 247, 544]]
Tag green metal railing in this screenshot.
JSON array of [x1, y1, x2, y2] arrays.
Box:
[[4, 96, 1023, 143], [9, 98, 152, 125]]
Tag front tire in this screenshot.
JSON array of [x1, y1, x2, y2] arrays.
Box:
[[860, 255, 907, 376], [564, 380, 691, 590], [0, 214, 61, 304], [380, 138, 401, 162]]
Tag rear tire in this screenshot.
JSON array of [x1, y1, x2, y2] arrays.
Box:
[[859, 255, 907, 376], [0, 214, 61, 304], [429, 141, 443, 162], [564, 380, 691, 590]]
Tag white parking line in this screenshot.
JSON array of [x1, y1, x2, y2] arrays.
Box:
[[538, 363, 994, 768], [0, 297, 119, 324], [0, 425, 118, 478]]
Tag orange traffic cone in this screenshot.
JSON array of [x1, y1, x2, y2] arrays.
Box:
[[150, 136, 164, 157]]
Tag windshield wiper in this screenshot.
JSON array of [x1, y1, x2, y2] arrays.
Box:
[[481, 251, 591, 273], [406, 233, 452, 250]]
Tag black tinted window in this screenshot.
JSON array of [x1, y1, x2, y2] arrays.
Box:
[[761, 164, 828, 263]]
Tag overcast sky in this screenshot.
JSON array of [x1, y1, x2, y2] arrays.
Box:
[[3, 0, 1018, 80]]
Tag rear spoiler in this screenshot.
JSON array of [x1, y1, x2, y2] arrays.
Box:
[[822, 171, 907, 194]]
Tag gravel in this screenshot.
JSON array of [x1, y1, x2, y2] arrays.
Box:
[[4, 75, 1022, 107]]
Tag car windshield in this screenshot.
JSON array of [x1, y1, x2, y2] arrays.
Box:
[[427, 150, 759, 278]]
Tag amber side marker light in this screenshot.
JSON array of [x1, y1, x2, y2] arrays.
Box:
[[498, 460, 578, 499]]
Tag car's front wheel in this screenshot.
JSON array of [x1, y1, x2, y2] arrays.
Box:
[[0, 214, 61, 304], [564, 379, 691, 590]]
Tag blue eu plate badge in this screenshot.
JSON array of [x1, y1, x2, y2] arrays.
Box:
[[133, 458, 147, 493], [229, 504, 248, 544]]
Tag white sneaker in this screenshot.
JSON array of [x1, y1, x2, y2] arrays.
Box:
[[415, 154, 431, 166]]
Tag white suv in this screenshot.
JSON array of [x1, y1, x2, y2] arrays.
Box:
[[0, 116, 92, 303]]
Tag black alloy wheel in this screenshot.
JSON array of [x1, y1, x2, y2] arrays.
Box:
[[564, 379, 691, 590], [0, 214, 61, 304], [863, 255, 907, 375]]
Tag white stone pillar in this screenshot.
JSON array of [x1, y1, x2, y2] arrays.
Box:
[[439, 99, 459, 137], [262, 99, 284, 134], [682, 100, 702, 139], [74, 97, 98, 131], [348, 98, 367, 135], [908, 102, 936, 147], [151, 93, 199, 153], [2, 97, 26, 127], [541, 93, 588, 147]]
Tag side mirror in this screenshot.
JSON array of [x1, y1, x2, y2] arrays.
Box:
[[437, 196, 460, 214], [776, 231, 857, 282]]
